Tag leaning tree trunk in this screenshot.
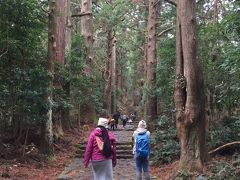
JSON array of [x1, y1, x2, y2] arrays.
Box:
[[174, 0, 206, 173], [144, 0, 159, 122], [40, 0, 55, 155]]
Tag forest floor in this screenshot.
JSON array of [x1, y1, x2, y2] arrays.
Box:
[[0, 124, 238, 180], [0, 127, 89, 180]]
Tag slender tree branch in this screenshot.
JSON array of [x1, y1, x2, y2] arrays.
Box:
[[0, 48, 8, 58], [71, 12, 92, 18], [208, 141, 240, 154], [154, 0, 161, 7], [158, 25, 175, 37]]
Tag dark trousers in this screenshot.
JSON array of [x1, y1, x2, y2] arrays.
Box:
[[115, 119, 118, 128], [110, 123, 115, 130], [123, 120, 127, 127], [135, 156, 150, 180]]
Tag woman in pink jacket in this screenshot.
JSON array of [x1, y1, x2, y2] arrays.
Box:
[[83, 118, 117, 180]]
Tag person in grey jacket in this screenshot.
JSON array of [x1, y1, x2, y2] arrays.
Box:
[[132, 120, 150, 180]]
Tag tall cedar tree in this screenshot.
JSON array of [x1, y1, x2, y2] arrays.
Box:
[[40, 0, 55, 155], [144, 0, 160, 121], [174, 0, 206, 172]]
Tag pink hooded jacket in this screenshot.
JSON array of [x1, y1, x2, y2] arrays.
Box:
[[83, 127, 117, 168]]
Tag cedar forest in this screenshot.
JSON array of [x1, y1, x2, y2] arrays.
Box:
[[0, 0, 239, 179]]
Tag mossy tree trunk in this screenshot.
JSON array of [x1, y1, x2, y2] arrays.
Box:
[[174, 0, 206, 173]]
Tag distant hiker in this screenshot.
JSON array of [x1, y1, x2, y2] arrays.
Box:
[[113, 111, 121, 129], [122, 114, 128, 128], [110, 118, 115, 131], [130, 112, 136, 121], [83, 118, 117, 180], [133, 120, 150, 180]]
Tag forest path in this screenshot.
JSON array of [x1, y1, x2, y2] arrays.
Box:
[[57, 123, 138, 180]]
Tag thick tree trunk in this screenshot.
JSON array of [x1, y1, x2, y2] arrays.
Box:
[[111, 36, 117, 114], [80, 0, 96, 123], [103, 29, 114, 114], [139, 0, 148, 118], [62, 0, 71, 129], [116, 63, 122, 105], [55, 0, 67, 64], [53, 0, 68, 133], [144, 0, 160, 122], [175, 0, 206, 173], [40, 0, 55, 155], [65, 0, 72, 57], [81, 0, 93, 65]]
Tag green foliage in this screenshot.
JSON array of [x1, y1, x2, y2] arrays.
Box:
[[208, 116, 240, 149], [69, 33, 104, 113], [208, 153, 240, 180], [156, 37, 176, 113], [215, 43, 240, 110], [175, 169, 192, 180], [0, 0, 48, 128], [199, 1, 240, 112], [93, 0, 146, 103], [151, 115, 180, 164], [52, 62, 71, 113]]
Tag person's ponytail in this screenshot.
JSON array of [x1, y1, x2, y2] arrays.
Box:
[[97, 126, 112, 157]]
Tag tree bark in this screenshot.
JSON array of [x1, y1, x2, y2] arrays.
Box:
[[213, 0, 218, 24], [40, 0, 55, 155], [103, 29, 114, 114], [80, 0, 96, 123], [53, 0, 68, 133], [116, 62, 122, 106], [174, 0, 206, 173], [81, 0, 93, 65], [65, 0, 72, 58], [144, 0, 160, 122], [62, 0, 71, 129], [111, 36, 117, 114], [55, 0, 67, 64], [139, 0, 148, 118]]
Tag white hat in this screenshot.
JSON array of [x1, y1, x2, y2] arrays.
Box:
[[98, 118, 108, 128], [138, 120, 147, 129]]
